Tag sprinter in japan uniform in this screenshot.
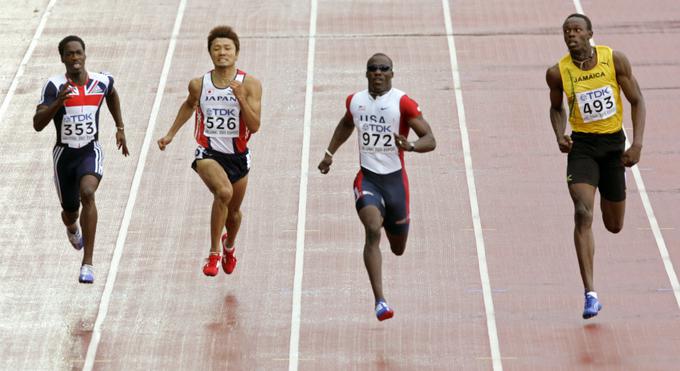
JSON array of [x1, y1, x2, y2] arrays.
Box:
[[157, 26, 262, 278], [33, 35, 129, 284], [192, 70, 251, 181], [318, 53, 436, 321]]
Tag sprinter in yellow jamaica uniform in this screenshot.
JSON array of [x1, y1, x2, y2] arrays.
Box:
[[546, 13, 646, 319]]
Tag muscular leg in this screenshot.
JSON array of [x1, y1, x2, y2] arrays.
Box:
[[359, 205, 385, 303], [196, 160, 233, 254], [61, 210, 79, 231], [601, 197, 625, 234], [386, 232, 407, 256], [79, 175, 100, 266], [569, 183, 597, 292], [224, 175, 248, 249]]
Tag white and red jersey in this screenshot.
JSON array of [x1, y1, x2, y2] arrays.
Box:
[[39, 72, 113, 148], [346, 88, 421, 174], [194, 70, 250, 154]]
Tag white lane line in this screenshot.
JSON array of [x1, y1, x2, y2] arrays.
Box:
[[571, 0, 680, 309], [82, 0, 187, 369], [441, 1, 503, 370], [0, 0, 58, 126], [288, 0, 318, 369]]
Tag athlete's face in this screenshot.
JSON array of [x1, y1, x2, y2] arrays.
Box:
[[366, 55, 393, 95], [562, 17, 592, 52], [61, 41, 86, 75], [209, 38, 238, 68]]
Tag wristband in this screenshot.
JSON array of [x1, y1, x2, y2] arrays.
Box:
[[325, 149, 334, 157], [116, 127, 125, 131]]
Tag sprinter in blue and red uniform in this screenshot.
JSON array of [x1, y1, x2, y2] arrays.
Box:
[[158, 26, 262, 277], [318, 53, 436, 321], [33, 35, 129, 284]]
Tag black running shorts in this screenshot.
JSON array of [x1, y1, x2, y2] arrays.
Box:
[[567, 130, 626, 202]]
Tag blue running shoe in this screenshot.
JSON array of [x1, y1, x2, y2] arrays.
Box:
[[67, 228, 84, 251], [582, 293, 602, 319], [375, 300, 394, 321], [79, 264, 94, 284]]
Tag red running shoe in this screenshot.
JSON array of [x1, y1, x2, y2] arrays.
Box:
[[221, 233, 237, 274], [203, 253, 220, 276]]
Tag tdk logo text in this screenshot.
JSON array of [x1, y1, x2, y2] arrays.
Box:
[[362, 123, 392, 133], [207, 108, 236, 116], [579, 87, 612, 102], [64, 113, 93, 122]]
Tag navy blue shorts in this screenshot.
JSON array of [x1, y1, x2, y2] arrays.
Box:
[[52, 141, 104, 212], [353, 167, 410, 235], [192, 146, 251, 184], [568, 130, 626, 202]]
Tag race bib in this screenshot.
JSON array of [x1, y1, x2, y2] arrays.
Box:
[[203, 108, 239, 138], [576, 85, 616, 123], [359, 122, 395, 154], [61, 109, 97, 148]]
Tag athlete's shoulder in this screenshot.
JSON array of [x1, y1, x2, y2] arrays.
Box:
[[45, 74, 67, 86], [90, 71, 113, 82], [546, 64, 563, 87], [242, 71, 262, 90]]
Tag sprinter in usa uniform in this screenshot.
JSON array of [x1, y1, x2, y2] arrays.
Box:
[[318, 53, 436, 321]]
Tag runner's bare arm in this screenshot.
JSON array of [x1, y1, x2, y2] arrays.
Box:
[[318, 113, 355, 174], [547, 64, 572, 153], [614, 51, 646, 155], [231, 75, 261, 133], [157, 78, 201, 150], [33, 83, 72, 132], [395, 115, 435, 153], [105, 86, 129, 156]]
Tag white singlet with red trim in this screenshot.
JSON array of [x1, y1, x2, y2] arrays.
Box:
[[347, 88, 421, 174], [194, 70, 250, 154]]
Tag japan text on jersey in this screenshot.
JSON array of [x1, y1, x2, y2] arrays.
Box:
[[195, 70, 250, 155]]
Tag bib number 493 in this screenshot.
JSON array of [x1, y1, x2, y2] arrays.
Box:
[[577, 85, 617, 123]]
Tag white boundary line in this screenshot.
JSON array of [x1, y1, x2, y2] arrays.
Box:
[[441, 1, 503, 370], [288, 0, 317, 369], [82, 0, 187, 369], [572, 0, 680, 308], [0, 0, 58, 126]]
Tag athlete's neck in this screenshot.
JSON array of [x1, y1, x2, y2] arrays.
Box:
[[368, 87, 391, 98], [66, 70, 88, 85], [212, 66, 237, 86], [570, 46, 595, 70]]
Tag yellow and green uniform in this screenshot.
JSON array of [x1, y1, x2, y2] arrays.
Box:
[[559, 45, 623, 134]]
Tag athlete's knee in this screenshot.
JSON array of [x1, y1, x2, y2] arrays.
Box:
[[80, 187, 96, 205], [604, 219, 623, 234], [364, 224, 381, 245], [574, 202, 593, 227], [391, 244, 406, 256], [214, 186, 233, 205]]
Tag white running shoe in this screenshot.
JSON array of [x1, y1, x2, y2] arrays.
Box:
[[67, 228, 83, 250]]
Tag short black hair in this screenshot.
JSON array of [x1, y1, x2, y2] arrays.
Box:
[[367, 53, 393, 67], [564, 13, 592, 31], [58, 35, 85, 57], [207, 26, 240, 53]]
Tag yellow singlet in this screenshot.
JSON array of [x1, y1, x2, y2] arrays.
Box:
[[558, 45, 623, 134]]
